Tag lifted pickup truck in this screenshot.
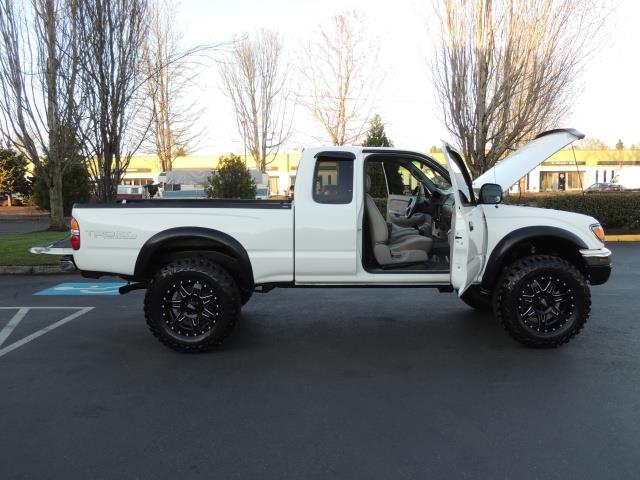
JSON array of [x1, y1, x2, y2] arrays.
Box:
[[44, 128, 611, 352]]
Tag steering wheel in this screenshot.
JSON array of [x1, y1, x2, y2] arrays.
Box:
[[405, 186, 432, 218], [405, 194, 420, 218]]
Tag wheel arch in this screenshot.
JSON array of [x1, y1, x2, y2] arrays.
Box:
[[481, 226, 588, 290], [134, 227, 255, 296]]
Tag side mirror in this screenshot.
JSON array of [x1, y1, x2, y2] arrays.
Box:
[[479, 183, 503, 204]]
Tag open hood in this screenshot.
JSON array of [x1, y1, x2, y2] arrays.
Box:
[[472, 128, 585, 192]]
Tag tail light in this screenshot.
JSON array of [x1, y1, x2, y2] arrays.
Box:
[[70, 217, 80, 250]]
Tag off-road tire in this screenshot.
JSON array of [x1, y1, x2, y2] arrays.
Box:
[[493, 255, 590, 348], [240, 291, 253, 306], [460, 285, 493, 312], [144, 258, 241, 353]]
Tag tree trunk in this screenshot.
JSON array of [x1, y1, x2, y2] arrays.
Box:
[[6, 193, 12, 207], [48, 170, 65, 231]]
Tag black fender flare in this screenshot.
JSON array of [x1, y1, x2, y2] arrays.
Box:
[[481, 226, 588, 289], [134, 227, 254, 289]]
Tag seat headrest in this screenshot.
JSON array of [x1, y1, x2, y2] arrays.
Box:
[[365, 175, 371, 193]]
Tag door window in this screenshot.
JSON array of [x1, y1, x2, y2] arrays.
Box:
[[445, 147, 475, 205], [313, 158, 354, 204]]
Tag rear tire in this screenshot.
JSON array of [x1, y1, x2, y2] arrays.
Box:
[[144, 258, 241, 353], [460, 285, 493, 312], [493, 255, 590, 348]]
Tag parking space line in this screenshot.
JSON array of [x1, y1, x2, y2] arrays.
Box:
[[0, 307, 94, 358], [0, 308, 29, 348]]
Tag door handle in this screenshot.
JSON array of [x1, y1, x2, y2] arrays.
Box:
[[469, 221, 474, 231]]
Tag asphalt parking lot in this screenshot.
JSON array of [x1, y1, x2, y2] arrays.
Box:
[[0, 243, 638, 479]]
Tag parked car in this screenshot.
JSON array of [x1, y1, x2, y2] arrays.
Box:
[[35, 128, 611, 352], [585, 182, 624, 193]]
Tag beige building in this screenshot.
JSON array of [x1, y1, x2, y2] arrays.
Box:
[[122, 148, 640, 195]]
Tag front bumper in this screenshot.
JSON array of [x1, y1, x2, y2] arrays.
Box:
[[580, 247, 612, 285]]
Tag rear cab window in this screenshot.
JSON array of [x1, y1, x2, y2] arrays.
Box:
[[313, 157, 354, 204]]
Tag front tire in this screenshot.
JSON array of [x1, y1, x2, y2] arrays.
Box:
[[144, 258, 241, 353], [493, 255, 590, 348]]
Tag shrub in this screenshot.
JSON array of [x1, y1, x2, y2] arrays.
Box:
[[504, 193, 640, 231], [205, 154, 256, 199]]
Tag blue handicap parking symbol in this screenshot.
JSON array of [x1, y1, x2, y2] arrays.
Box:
[[34, 282, 127, 296]]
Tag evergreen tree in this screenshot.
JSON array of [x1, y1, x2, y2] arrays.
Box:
[[363, 114, 393, 147], [31, 160, 91, 215], [206, 154, 257, 199]]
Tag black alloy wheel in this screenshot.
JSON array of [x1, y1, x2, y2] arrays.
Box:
[[145, 258, 241, 352], [517, 275, 574, 335], [161, 278, 220, 339], [494, 255, 590, 348]]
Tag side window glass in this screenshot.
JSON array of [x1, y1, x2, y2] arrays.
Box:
[[384, 163, 420, 195], [313, 157, 354, 204], [446, 148, 474, 205], [365, 161, 388, 197], [383, 163, 406, 195]]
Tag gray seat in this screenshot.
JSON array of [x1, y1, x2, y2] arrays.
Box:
[[365, 177, 433, 266]]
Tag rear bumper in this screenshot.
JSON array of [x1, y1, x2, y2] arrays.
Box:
[[59, 255, 78, 273], [580, 247, 612, 286]]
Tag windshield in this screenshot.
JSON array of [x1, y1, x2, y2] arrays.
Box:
[[415, 162, 452, 193]]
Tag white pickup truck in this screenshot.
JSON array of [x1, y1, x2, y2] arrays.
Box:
[[43, 129, 612, 352]]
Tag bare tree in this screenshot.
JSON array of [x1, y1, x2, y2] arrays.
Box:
[[298, 11, 380, 146], [0, 0, 82, 230], [77, 0, 149, 202], [432, 0, 606, 178], [143, 0, 205, 172], [220, 29, 291, 173], [576, 138, 609, 150]]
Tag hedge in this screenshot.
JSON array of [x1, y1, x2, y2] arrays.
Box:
[[504, 193, 640, 231], [372, 193, 640, 231]]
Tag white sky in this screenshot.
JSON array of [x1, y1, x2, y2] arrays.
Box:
[[173, 0, 640, 154]]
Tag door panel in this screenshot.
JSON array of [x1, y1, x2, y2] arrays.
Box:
[[450, 204, 486, 293], [443, 143, 487, 294], [387, 194, 411, 223], [294, 154, 358, 283]]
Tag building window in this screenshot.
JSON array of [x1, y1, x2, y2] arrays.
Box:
[[268, 176, 279, 196], [313, 157, 354, 204], [540, 171, 584, 191]]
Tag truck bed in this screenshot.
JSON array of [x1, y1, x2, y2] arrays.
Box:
[[72, 199, 294, 283]]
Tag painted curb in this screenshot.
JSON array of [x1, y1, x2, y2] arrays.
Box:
[[606, 235, 640, 242], [0, 265, 73, 275]]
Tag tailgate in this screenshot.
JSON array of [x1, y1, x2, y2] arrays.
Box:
[[29, 236, 73, 256]]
